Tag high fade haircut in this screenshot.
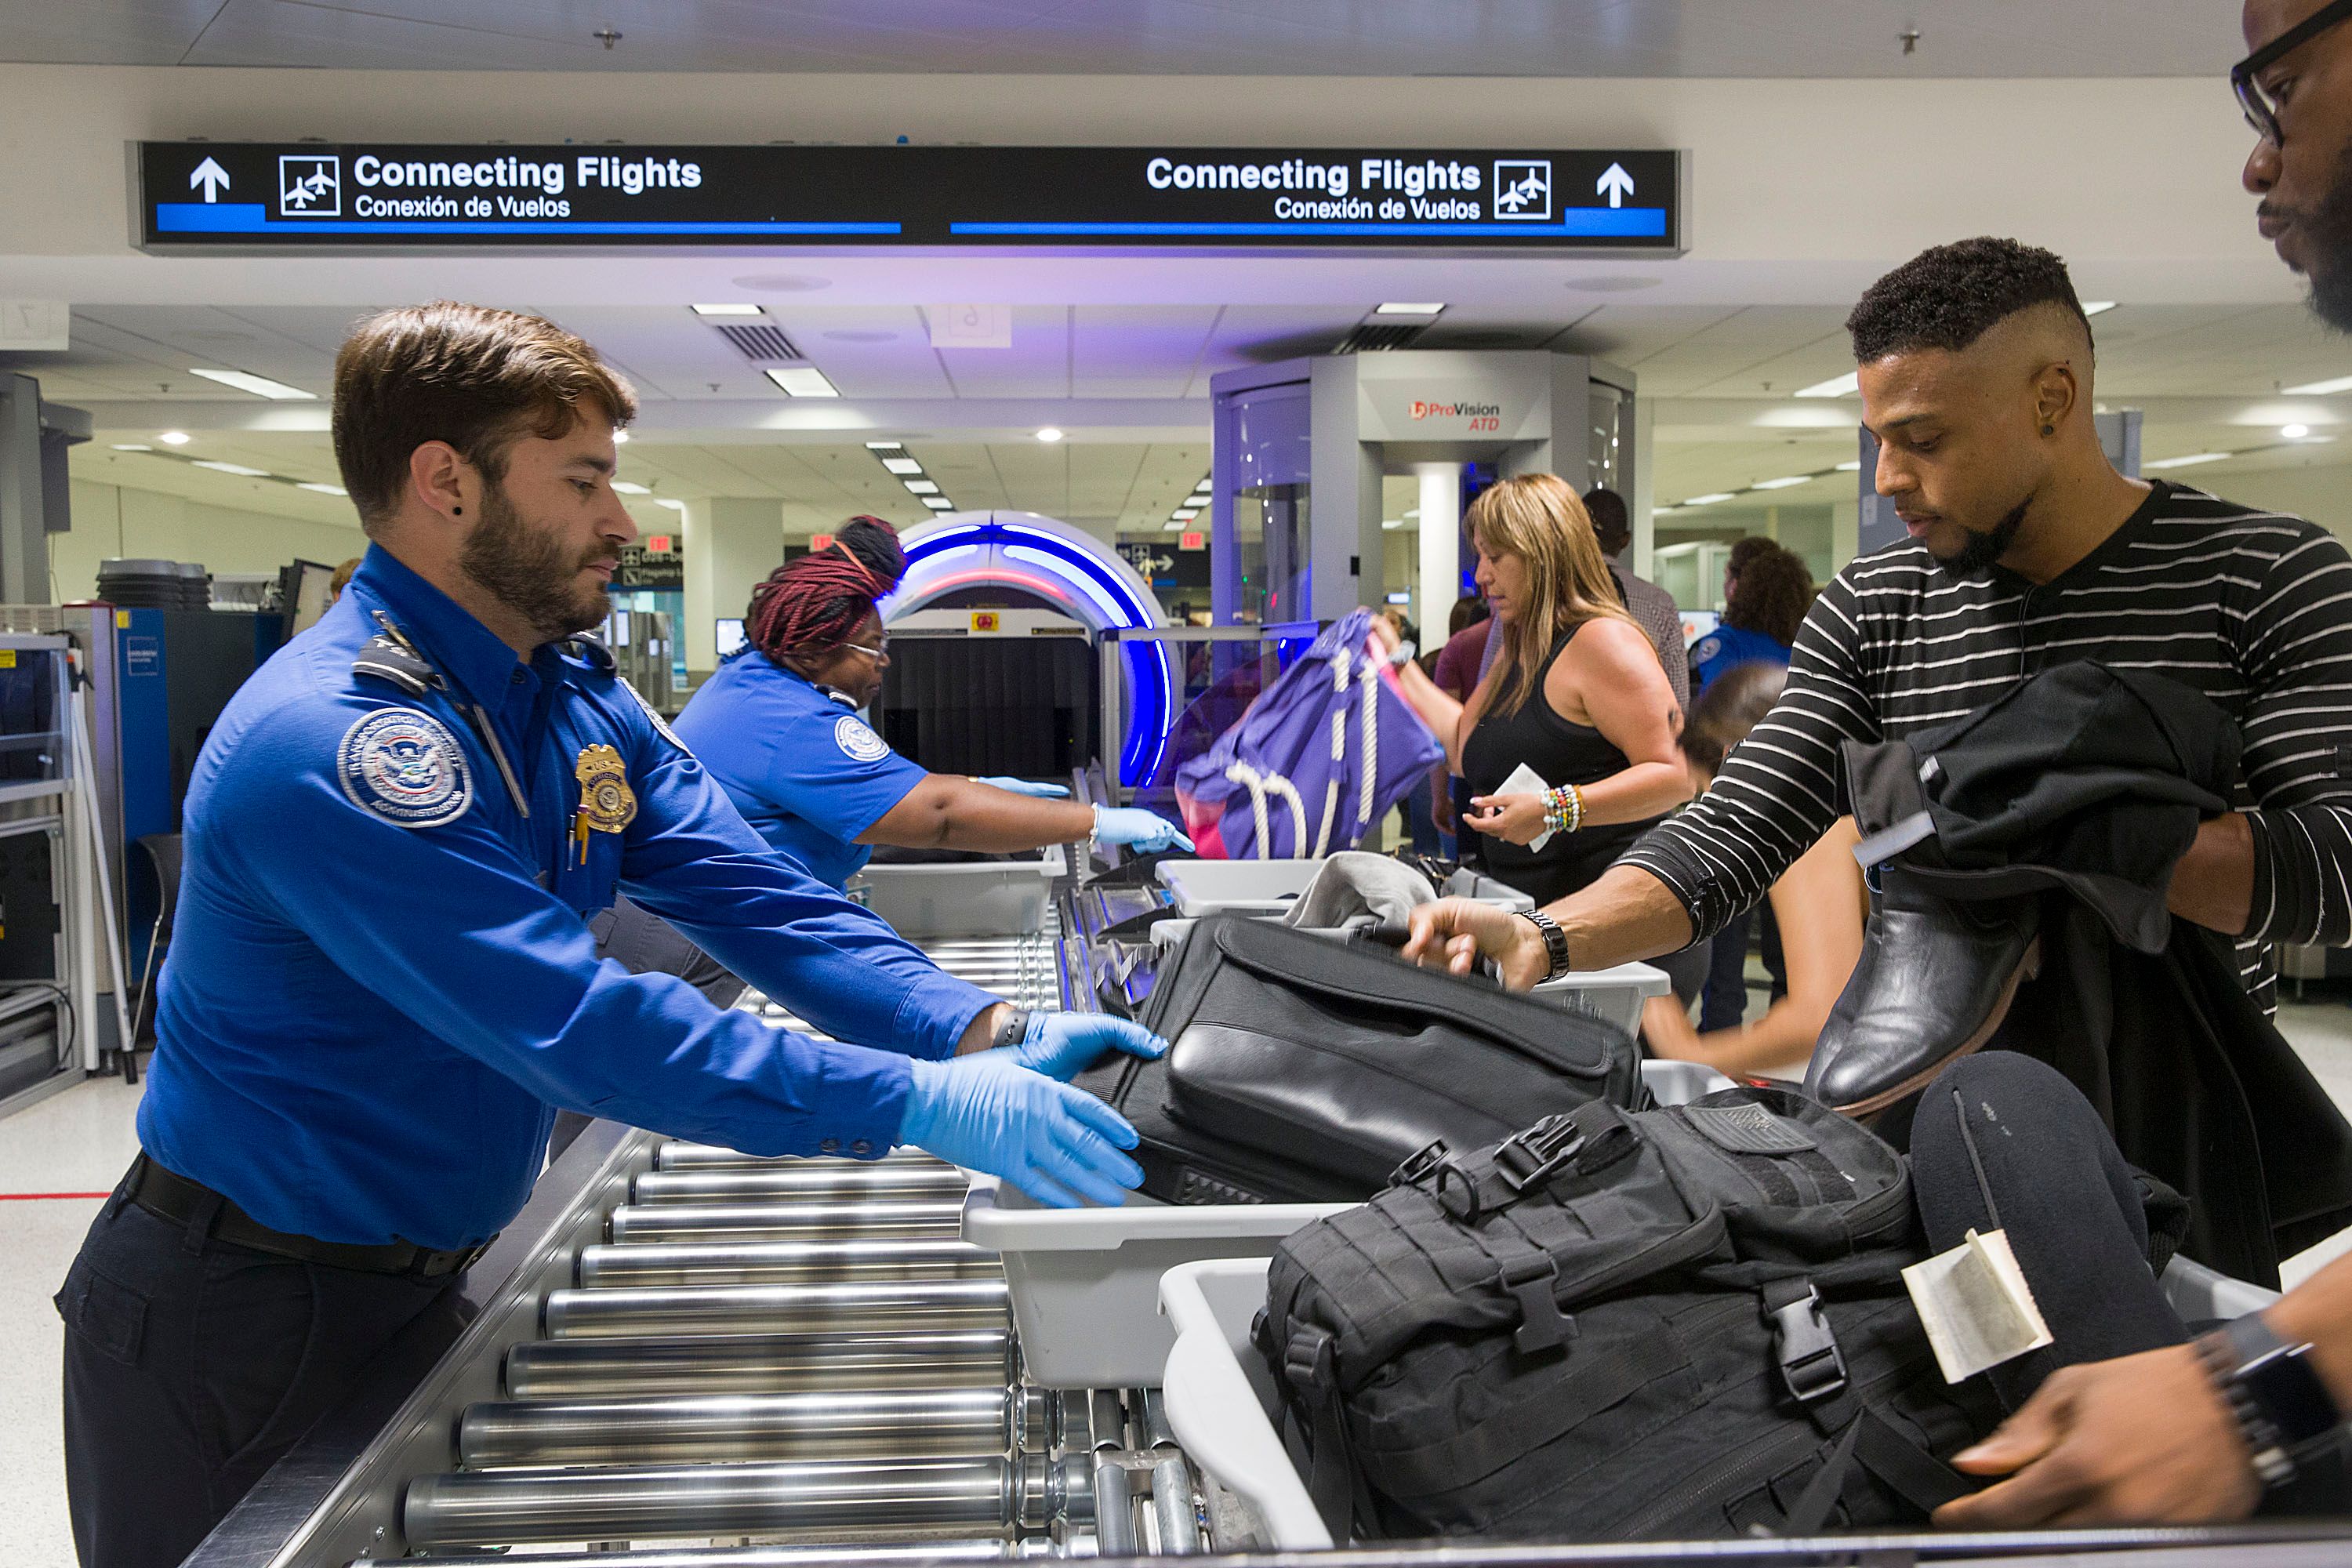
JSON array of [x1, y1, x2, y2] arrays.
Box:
[[332, 301, 637, 537], [1845, 238, 2093, 364]]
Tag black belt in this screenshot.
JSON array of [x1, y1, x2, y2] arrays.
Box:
[[124, 1152, 494, 1279]]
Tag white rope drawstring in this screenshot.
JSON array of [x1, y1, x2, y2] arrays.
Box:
[[1313, 653, 1350, 857], [1223, 760, 1307, 858], [1356, 652, 1379, 848]]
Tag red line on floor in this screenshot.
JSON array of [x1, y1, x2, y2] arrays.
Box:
[[0, 1192, 110, 1201]]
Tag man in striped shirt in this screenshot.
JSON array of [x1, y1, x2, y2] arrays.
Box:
[[1406, 236, 2352, 1017]]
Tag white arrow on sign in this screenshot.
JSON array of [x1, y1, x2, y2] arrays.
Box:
[[1596, 162, 1635, 209], [191, 157, 231, 203]]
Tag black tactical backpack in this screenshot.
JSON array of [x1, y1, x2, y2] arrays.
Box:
[[1258, 1087, 2003, 1541]]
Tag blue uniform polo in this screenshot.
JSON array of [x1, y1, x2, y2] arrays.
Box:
[[136, 546, 994, 1251], [1690, 623, 1793, 693], [673, 651, 927, 890]]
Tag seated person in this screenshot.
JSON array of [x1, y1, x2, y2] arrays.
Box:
[[1638, 664, 1865, 1080]]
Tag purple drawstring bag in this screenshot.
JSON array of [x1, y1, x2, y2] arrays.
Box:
[[1175, 610, 1445, 859]]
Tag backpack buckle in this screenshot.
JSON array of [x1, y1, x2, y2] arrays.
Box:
[[1494, 1115, 1588, 1194], [1283, 1326, 1338, 1391], [1389, 1138, 1450, 1189], [1767, 1283, 1847, 1405], [1501, 1254, 1576, 1354]]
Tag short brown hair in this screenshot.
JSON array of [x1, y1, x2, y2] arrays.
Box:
[[332, 302, 637, 535]]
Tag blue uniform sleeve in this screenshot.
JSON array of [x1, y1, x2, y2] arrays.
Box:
[[744, 700, 928, 843], [216, 699, 924, 1159], [612, 708, 995, 1060]]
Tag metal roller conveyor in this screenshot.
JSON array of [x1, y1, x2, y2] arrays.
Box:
[[633, 1166, 971, 1206], [457, 1386, 1064, 1468], [608, 1199, 967, 1243], [655, 1143, 945, 1171], [577, 1238, 998, 1288], [401, 1453, 1093, 1551], [504, 1330, 1017, 1400], [388, 1542, 1024, 1568], [545, 1278, 1012, 1340]]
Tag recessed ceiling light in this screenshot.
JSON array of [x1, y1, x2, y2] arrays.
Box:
[[922, 496, 955, 510], [612, 480, 652, 495], [1381, 518, 1406, 531], [2081, 301, 2118, 316], [1035, 426, 1065, 443], [880, 456, 923, 475], [1682, 492, 1737, 506], [612, 430, 630, 444], [296, 481, 347, 496], [1835, 459, 1863, 472], [191, 459, 272, 477], [655, 497, 687, 510], [1374, 303, 1446, 317], [904, 478, 940, 495], [2282, 423, 2312, 440], [187, 367, 315, 401], [1751, 475, 1812, 491], [110, 443, 152, 452], [864, 440, 904, 451], [691, 303, 764, 317], [1794, 372, 1860, 399], [2142, 452, 2233, 470], [157, 430, 191, 446], [2284, 374, 2352, 395], [764, 366, 840, 397], [1163, 519, 1185, 532]]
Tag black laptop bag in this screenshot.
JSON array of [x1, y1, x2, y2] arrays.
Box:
[[1072, 913, 1641, 1205]]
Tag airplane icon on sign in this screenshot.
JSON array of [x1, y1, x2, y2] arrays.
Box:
[[278, 154, 341, 216], [1492, 159, 1552, 222]]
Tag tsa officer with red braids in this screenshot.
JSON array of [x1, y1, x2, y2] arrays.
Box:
[[672, 517, 1189, 894]]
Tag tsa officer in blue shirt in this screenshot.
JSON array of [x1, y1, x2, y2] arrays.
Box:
[[54, 303, 1161, 1568], [672, 515, 1189, 892]]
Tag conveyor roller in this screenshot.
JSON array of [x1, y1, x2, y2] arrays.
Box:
[[633, 1167, 971, 1206], [608, 1200, 967, 1243], [456, 1386, 1064, 1468], [402, 1453, 1092, 1550], [576, 1238, 998, 1288], [503, 1330, 1016, 1400], [655, 1144, 944, 1171], [544, 1278, 1011, 1340], [393, 1544, 1022, 1568]]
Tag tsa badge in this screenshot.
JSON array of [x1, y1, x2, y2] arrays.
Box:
[[574, 743, 638, 833], [336, 708, 474, 828], [833, 714, 891, 763]]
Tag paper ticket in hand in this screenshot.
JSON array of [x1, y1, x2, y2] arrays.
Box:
[[1901, 1227, 2054, 1385], [1497, 762, 1554, 852]]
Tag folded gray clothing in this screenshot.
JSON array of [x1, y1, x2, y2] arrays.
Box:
[[1282, 851, 1436, 930]]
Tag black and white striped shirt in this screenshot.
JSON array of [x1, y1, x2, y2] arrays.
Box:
[[1621, 482, 2352, 1011]]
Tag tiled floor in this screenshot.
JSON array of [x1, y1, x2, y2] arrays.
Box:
[[9, 1000, 2352, 1566]]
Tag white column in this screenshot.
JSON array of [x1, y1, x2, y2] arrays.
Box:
[[1414, 463, 1462, 633], [1630, 396, 1659, 579], [1831, 500, 1861, 575], [681, 496, 784, 677]]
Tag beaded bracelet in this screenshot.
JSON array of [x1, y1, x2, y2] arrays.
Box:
[[1541, 782, 1584, 837]]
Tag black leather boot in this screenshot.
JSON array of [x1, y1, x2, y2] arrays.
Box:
[[1804, 867, 2042, 1116]]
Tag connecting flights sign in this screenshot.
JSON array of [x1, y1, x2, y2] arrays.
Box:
[[137, 143, 1682, 252]]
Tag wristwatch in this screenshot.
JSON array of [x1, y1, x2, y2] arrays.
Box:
[[1515, 909, 1572, 983], [1388, 639, 1417, 668], [990, 1008, 1034, 1054], [2195, 1312, 2345, 1489]]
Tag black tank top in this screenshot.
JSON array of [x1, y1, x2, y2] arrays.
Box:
[[1460, 621, 1665, 906]]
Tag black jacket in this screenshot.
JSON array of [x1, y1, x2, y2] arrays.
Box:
[[1840, 662, 2352, 1285]]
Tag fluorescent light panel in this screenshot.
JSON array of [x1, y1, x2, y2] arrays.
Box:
[[922, 496, 955, 510], [1374, 302, 1446, 317], [1794, 372, 1860, 398], [2285, 374, 2352, 396], [2081, 301, 2118, 316], [612, 480, 652, 495], [157, 430, 191, 445], [187, 366, 316, 401], [864, 440, 904, 450], [1682, 492, 1737, 506], [296, 481, 347, 495], [880, 456, 924, 475], [655, 497, 687, 510], [2142, 452, 2232, 470], [903, 479, 940, 495], [110, 443, 152, 452], [191, 459, 271, 477], [1835, 459, 1863, 472], [764, 366, 840, 397], [1751, 475, 1812, 491], [691, 303, 765, 317]]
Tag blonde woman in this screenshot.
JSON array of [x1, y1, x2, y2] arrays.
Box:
[[1374, 474, 1689, 906]]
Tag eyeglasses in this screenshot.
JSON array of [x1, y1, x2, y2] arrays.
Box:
[[2234, 0, 2352, 146], [843, 637, 890, 659]]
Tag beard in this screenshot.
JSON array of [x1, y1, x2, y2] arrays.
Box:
[[1933, 497, 2030, 579], [2279, 138, 2352, 332], [457, 481, 613, 645]]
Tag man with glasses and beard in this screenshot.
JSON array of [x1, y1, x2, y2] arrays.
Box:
[[53, 302, 1163, 1568]]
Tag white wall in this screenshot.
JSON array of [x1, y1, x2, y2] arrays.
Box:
[[53, 478, 367, 603], [2183, 465, 2352, 545]]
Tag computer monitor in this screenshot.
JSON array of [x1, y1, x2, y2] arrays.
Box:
[[715, 617, 746, 659], [278, 559, 337, 640]]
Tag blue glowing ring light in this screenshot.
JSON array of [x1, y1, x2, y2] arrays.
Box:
[[887, 512, 1176, 788]]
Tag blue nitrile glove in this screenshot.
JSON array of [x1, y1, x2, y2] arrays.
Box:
[[1092, 807, 1195, 854], [1011, 1011, 1167, 1081], [898, 1051, 1144, 1208], [978, 776, 1071, 798]]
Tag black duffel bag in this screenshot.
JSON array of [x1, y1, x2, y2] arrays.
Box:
[[1259, 1087, 2003, 1541], [1073, 913, 1639, 1205]]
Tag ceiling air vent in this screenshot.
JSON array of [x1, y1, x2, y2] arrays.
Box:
[[714, 322, 804, 361], [1332, 321, 1430, 354]]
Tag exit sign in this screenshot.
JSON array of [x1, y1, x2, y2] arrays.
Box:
[[811, 532, 836, 550], [646, 534, 673, 554], [1180, 531, 1205, 551]]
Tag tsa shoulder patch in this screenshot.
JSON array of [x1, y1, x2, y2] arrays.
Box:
[[1691, 636, 1722, 665], [336, 708, 474, 829], [833, 714, 890, 764]]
